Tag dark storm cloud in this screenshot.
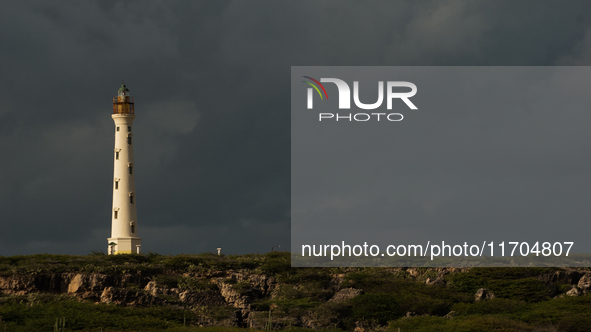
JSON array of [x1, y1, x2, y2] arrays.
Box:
[[1, 0, 591, 255]]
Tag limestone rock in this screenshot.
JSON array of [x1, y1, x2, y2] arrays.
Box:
[[475, 288, 495, 302], [299, 314, 318, 330], [328, 287, 363, 303], [143, 281, 181, 298], [354, 321, 366, 332], [247, 274, 276, 296], [406, 268, 420, 277], [444, 311, 457, 319], [0, 273, 73, 295], [0, 275, 37, 295], [68, 274, 108, 294], [210, 273, 275, 309], [215, 281, 253, 309], [179, 290, 227, 306], [425, 277, 446, 286], [328, 274, 345, 291], [566, 287, 582, 297], [578, 274, 591, 293], [100, 287, 160, 306], [143, 281, 158, 296], [538, 270, 583, 285]]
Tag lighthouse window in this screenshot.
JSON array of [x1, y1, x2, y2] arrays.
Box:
[[127, 136, 132, 145], [114, 210, 118, 219], [130, 194, 134, 204], [128, 126, 131, 132], [117, 126, 120, 132], [115, 180, 119, 189], [116, 151, 119, 160], [130, 222, 135, 234], [129, 165, 133, 174]]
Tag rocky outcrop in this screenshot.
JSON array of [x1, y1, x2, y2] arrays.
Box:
[[0, 275, 39, 295], [425, 277, 446, 286], [405, 311, 431, 318], [3, 264, 591, 331], [143, 281, 182, 298], [214, 281, 253, 309], [67, 274, 113, 299], [0, 273, 153, 304], [180, 290, 227, 306], [100, 287, 161, 306], [329, 287, 362, 303], [0, 273, 148, 298], [560, 273, 591, 297], [246, 273, 277, 297], [475, 288, 495, 302], [0, 269, 281, 311], [407, 267, 469, 281], [566, 286, 582, 297], [537, 270, 583, 285], [328, 274, 345, 291], [210, 272, 277, 309], [425, 268, 462, 287], [444, 311, 457, 319], [0, 274, 69, 295], [577, 273, 591, 293], [143, 281, 160, 296]]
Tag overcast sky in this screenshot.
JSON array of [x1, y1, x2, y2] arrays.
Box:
[[1, 1, 591, 256]]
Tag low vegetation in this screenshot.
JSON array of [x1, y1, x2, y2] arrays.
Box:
[[0, 252, 589, 331]]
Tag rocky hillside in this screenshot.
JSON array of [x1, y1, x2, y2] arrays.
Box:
[[0, 253, 590, 331]]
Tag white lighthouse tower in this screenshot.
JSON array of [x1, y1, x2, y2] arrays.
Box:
[[108, 83, 141, 255]]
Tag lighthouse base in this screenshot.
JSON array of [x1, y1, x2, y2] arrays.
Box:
[[108, 237, 142, 255]]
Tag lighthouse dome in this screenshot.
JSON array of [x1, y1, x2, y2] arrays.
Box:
[[118, 83, 131, 99], [118, 84, 129, 92]]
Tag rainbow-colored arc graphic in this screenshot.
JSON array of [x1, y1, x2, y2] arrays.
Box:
[[302, 76, 328, 100]]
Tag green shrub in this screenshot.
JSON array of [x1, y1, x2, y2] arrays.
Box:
[[259, 252, 291, 275], [452, 298, 527, 315], [273, 297, 321, 315], [160, 255, 206, 273], [350, 293, 404, 325], [277, 267, 333, 285], [250, 300, 271, 311], [556, 283, 573, 294], [445, 268, 554, 302], [208, 306, 236, 321], [557, 315, 591, 332], [341, 272, 377, 289], [307, 301, 353, 330], [231, 281, 251, 294], [152, 274, 180, 288], [0, 295, 196, 331], [488, 277, 553, 302], [388, 315, 535, 332]]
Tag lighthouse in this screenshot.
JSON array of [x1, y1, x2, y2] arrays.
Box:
[[108, 83, 141, 255]]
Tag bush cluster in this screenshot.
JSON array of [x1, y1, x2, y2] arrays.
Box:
[[1, 254, 590, 331]]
